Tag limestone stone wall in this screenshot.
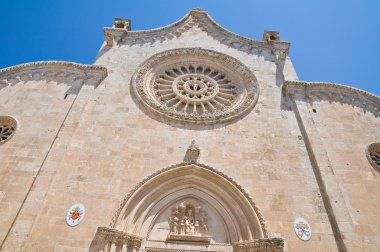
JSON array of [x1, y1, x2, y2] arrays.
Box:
[[0, 63, 106, 251], [18, 22, 337, 251], [1, 9, 379, 252], [294, 98, 380, 251], [0, 75, 78, 246]]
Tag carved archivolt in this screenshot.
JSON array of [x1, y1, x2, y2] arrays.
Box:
[[132, 48, 259, 124], [111, 162, 267, 239], [91, 154, 284, 252]]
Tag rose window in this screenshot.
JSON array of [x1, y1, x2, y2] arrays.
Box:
[[132, 48, 259, 124], [153, 66, 238, 115], [366, 143, 380, 171], [0, 116, 17, 145]]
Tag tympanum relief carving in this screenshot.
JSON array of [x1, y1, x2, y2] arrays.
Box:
[[167, 201, 210, 243]]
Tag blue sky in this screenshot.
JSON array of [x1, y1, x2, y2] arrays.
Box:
[[1, 1, 379, 95]]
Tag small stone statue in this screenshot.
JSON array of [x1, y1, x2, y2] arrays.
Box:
[[184, 140, 200, 163]]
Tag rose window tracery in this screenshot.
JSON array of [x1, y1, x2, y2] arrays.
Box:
[[132, 48, 259, 124], [0, 116, 17, 145], [154, 65, 238, 116]]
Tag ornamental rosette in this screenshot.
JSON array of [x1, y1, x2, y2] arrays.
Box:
[[132, 48, 259, 124]]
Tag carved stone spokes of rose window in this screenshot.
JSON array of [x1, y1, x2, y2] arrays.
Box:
[[132, 48, 259, 124], [153, 64, 238, 117], [167, 201, 210, 243]]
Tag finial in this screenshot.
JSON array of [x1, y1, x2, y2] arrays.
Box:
[[113, 18, 131, 31], [262, 31, 280, 42], [184, 140, 200, 163]]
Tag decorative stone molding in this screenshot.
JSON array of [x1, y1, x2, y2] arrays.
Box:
[[283, 81, 380, 116], [366, 143, 380, 171], [89, 143, 282, 251], [103, 9, 290, 59], [234, 238, 284, 252], [92, 227, 143, 252], [0, 61, 107, 90], [110, 162, 268, 239], [0, 116, 18, 145], [132, 48, 259, 124]]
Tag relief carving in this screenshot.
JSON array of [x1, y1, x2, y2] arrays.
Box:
[[167, 200, 210, 243]]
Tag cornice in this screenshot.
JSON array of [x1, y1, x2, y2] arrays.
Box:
[[283, 80, 380, 116], [0, 61, 107, 88], [103, 9, 290, 58]]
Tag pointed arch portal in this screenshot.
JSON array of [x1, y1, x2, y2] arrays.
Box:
[[90, 162, 284, 252]]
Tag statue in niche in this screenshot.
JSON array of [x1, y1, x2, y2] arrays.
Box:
[[167, 201, 210, 242]]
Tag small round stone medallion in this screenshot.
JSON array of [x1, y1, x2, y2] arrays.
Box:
[[294, 217, 312, 241], [66, 203, 85, 227]]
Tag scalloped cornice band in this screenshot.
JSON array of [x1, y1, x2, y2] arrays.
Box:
[[103, 9, 290, 60], [0, 61, 108, 88], [283, 80, 380, 115]]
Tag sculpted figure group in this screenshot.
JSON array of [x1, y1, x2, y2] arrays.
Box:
[[168, 202, 208, 236]]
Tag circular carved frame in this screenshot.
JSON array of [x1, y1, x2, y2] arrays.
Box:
[[132, 48, 259, 124], [366, 143, 380, 171], [0, 116, 18, 145]]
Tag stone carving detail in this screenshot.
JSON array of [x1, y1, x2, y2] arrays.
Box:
[[114, 18, 131, 30], [132, 48, 259, 124], [366, 143, 380, 171], [0, 61, 107, 89], [103, 9, 290, 59], [184, 140, 200, 163], [91, 227, 142, 252], [283, 81, 380, 116], [0, 116, 17, 145], [167, 200, 210, 243], [262, 31, 281, 42], [153, 64, 238, 116], [234, 238, 284, 252], [110, 162, 268, 238]]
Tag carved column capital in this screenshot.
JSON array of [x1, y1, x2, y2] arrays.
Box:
[[234, 238, 284, 252]]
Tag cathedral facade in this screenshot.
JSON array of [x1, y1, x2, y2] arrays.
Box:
[[0, 9, 379, 252]]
